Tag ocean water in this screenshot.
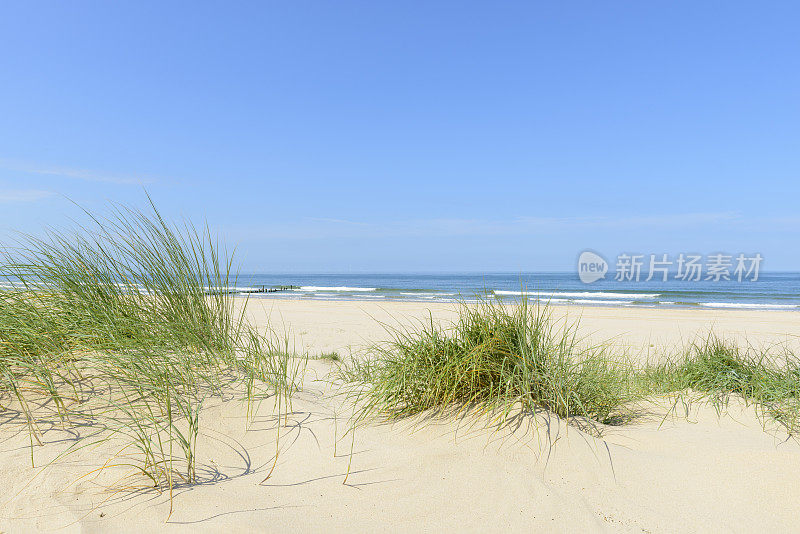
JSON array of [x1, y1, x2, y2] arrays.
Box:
[[230, 272, 800, 311]]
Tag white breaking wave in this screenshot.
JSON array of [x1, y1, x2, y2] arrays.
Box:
[[541, 298, 634, 305], [493, 290, 658, 299], [700, 302, 799, 310], [0, 282, 23, 289], [294, 286, 377, 292], [570, 299, 635, 305]]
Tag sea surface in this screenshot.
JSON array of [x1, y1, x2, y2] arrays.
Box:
[[230, 272, 800, 311]]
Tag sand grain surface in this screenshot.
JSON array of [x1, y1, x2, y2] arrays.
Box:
[[2, 300, 800, 533]]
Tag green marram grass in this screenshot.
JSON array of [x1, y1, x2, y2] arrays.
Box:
[[342, 294, 800, 436], [317, 351, 341, 362], [4, 197, 800, 515], [0, 198, 303, 514], [342, 296, 636, 433], [643, 335, 800, 433]]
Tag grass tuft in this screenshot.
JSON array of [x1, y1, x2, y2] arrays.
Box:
[[0, 197, 303, 512], [317, 352, 341, 362], [342, 295, 634, 432], [342, 296, 800, 437], [644, 335, 800, 432]]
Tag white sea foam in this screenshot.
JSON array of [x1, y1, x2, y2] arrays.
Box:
[[538, 298, 634, 305], [493, 290, 658, 299], [294, 286, 377, 292], [0, 282, 23, 289], [570, 299, 635, 305], [700, 302, 799, 310]]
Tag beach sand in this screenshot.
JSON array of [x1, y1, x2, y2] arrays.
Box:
[[2, 299, 800, 532]]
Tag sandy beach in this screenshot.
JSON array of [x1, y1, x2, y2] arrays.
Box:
[[244, 298, 800, 361], [2, 299, 800, 533], [5, 2, 799, 531]]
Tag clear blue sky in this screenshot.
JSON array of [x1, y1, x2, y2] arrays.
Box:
[[1, 2, 798, 272]]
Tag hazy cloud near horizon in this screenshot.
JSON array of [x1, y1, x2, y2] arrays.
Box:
[[0, 189, 55, 203], [221, 211, 771, 240], [0, 159, 153, 186]]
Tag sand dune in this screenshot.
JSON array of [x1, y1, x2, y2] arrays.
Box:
[[2, 300, 800, 532]]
